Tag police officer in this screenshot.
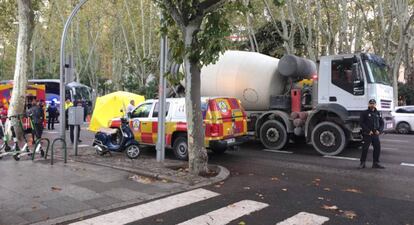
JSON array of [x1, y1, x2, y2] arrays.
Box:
[[359, 99, 385, 169]]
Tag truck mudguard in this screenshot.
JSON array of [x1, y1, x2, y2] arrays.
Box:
[[305, 103, 350, 138], [255, 110, 293, 138]]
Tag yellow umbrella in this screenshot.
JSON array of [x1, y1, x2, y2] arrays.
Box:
[[88, 91, 145, 132]]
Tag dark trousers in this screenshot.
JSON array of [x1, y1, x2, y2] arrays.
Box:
[[33, 123, 43, 140], [48, 115, 55, 130], [69, 125, 80, 143], [360, 134, 381, 163]]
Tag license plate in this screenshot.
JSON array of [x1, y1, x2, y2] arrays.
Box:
[[226, 138, 235, 144], [386, 123, 393, 129]]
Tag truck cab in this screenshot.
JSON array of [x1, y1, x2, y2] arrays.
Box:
[[308, 53, 394, 153], [317, 53, 393, 112]]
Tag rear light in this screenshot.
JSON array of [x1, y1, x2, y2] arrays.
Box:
[[210, 123, 220, 137], [312, 74, 318, 80]]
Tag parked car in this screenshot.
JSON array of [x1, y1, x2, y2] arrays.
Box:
[[392, 106, 414, 134], [109, 97, 248, 160]]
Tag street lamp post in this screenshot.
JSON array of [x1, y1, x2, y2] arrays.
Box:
[[59, 0, 88, 140], [156, 15, 168, 162]]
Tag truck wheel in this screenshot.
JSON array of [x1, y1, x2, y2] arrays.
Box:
[[260, 120, 288, 150], [173, 135, 188, 160], [311, 121, 347, 156]]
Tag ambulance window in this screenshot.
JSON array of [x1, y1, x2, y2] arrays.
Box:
[[152, 102, 170, 118], [131, 103, 152, 118]]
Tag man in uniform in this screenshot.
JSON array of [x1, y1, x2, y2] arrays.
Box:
[[359, 99, 385, 169]]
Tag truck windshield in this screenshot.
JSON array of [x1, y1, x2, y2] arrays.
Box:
[[365, 61, 391, 86]]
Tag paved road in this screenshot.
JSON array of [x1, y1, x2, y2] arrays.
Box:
[[68, 133, 414, 225]]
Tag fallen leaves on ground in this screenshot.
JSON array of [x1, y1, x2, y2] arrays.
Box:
[[243, 187, 251, 190], [248, 173, 255, 176], [312, 178, 321, 187], [324, 188, 331, 191], [322, 204, 339, 211], [214, 184, 222, 188], [51, 187, 62, 192], [129, 175, 155, 184], [255, 193, 265, 199], [282, 188, 288, 192], [318, 197, 324, 200], [343, 188, 362, 194], [238, 221, 246, 225], [155, 218, 164, 223], [342, 210, 357, 219], [270, 177, 279, 181]]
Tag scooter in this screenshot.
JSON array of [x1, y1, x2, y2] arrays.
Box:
[[92, 117, 140, 159], [0, 114, 45, 161]]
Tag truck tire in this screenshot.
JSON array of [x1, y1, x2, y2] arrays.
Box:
[[260, 120, 288, 150], [311, 121, 347, 156], [173, 135, 188, 160]]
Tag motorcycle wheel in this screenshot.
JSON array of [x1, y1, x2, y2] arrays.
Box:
[[125, 144, 140, 159]]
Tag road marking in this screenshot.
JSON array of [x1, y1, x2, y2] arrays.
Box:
[[276, 212, 329, 225], [323, 156, 359, 161], [177, 200, 269, 225], [401, 163, 414, 167], [69, 188, 219, 225], [263, 149, 293, 154], [382, 139, 409, 143], [78, 144, 89, 147]]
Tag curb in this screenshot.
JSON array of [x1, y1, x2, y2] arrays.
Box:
[[71, 157, 230, 187]]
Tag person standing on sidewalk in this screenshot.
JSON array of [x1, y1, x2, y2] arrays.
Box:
[[359, 99, 385, 169], [47, 101, 58, 130], [69, 102, 82, 144], [65, 98, 73, 130], [28, 99, 44, 141]]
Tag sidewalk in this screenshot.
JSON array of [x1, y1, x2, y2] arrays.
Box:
[[0, 123, 229, 225]]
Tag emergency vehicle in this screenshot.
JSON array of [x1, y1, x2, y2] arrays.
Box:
[[0, 83, 47, 130], [109, 97, 248, 160]]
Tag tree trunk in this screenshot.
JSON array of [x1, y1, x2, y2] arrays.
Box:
[[183, 24, 208, 176], [6, 0, 34, 139]]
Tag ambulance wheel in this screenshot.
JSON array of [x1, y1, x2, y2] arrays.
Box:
[[211, 146, 227, 154], [173, 135, 188, 160], [311, 121, 347, 156], [260, 120, 288, 150], [125, 144, 140, 159]]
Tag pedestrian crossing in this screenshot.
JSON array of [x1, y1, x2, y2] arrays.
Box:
[[69, 188, 330, 225]]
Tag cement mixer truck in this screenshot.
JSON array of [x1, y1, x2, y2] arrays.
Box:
[[200, 51, 394, 155]]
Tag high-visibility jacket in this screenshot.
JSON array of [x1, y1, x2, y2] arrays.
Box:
[[65, 102, 73, 110]]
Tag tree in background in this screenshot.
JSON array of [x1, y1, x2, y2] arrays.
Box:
[[157, 0, 243, 175], [5, 0, 35, 139]]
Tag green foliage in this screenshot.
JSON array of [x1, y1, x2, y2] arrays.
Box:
[[156, 0, 245, 85], [272, 0, 286, 7], [240, 21, 305, 58], [398, 82, 414, 105]]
